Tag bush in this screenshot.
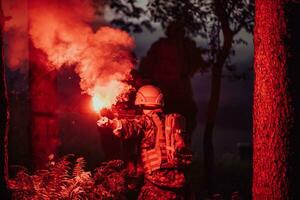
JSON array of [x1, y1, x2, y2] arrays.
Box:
[[9, 155, 129, 200]]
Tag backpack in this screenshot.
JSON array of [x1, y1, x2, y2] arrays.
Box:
[[165, 113, 186, 162]]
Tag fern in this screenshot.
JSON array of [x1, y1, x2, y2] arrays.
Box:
[[9, 156, 128, 200], [73, 157, 86, 177]]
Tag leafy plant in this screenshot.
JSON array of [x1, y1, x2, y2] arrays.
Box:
[[9, 155, 129, 200]]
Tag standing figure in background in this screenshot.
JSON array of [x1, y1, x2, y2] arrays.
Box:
[[97, 85, 192, 200], [139, 21, 208, 141]]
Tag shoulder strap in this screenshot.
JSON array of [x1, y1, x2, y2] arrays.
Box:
[[151, 112, 165, 149], [150, 112, 168, 164], [141, 112, 166, 173]]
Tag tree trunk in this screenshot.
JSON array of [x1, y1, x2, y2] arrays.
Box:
[[0, 5, 11, 199], [253, 1, 300, 199], [203, 64, 222, 192], [203, 0, 234, 192], [29, 41, 59, 169]]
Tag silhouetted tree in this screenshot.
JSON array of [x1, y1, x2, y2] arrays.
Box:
[[139, 21, 207, 138], [0, 4, 11, 199], [253, 1, 300, 199], [200, 1, 253, 192]]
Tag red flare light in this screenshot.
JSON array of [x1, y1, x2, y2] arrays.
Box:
[[91, 96, 108, 113]]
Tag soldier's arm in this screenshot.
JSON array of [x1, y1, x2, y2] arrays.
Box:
[[112, 117, 145, 139], [97, 117, 148, 139]]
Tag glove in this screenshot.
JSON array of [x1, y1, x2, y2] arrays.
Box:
[[97, 117, 119, 130], [97, 117, 111, 128]]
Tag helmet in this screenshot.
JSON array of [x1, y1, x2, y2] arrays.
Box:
[[135, 85, 164, 107]]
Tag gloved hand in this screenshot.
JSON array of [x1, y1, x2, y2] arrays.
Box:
[[97, 117, 119, 130], [97, 116, 111, 128]]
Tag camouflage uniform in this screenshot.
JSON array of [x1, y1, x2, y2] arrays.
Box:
[[113, 109, 192, 200]]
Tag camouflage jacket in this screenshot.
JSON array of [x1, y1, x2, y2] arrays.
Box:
[[113, 109, 192, 188]]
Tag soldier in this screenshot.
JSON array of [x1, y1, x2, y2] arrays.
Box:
[[97, 85, 192, 200]]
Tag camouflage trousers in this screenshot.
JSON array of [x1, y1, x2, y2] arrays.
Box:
[[138, 180, 184, 200]]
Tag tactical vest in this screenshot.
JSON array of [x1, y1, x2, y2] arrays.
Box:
[[141, 113, 186, 173]]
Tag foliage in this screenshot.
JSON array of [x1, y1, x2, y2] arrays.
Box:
[[107, 0, 254, 77], [105, 0, 154, 33], [8, 155, 129, 200]]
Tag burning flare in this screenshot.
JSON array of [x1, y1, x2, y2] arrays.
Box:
[[92, 96, 107, 113], [90, 80, 130, 112]]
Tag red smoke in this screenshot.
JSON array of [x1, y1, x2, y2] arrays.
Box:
[[3, 0, 28, 70], [3, 0, 135, 110]]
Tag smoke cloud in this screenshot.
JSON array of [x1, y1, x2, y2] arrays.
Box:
[[3, 0, 135, 108], [3, 0, 29, 71]]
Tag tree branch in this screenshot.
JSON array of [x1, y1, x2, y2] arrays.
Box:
[[214, 0, 234, 66]]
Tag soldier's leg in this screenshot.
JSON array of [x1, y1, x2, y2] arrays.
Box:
[[138, 181, 182, 200]]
